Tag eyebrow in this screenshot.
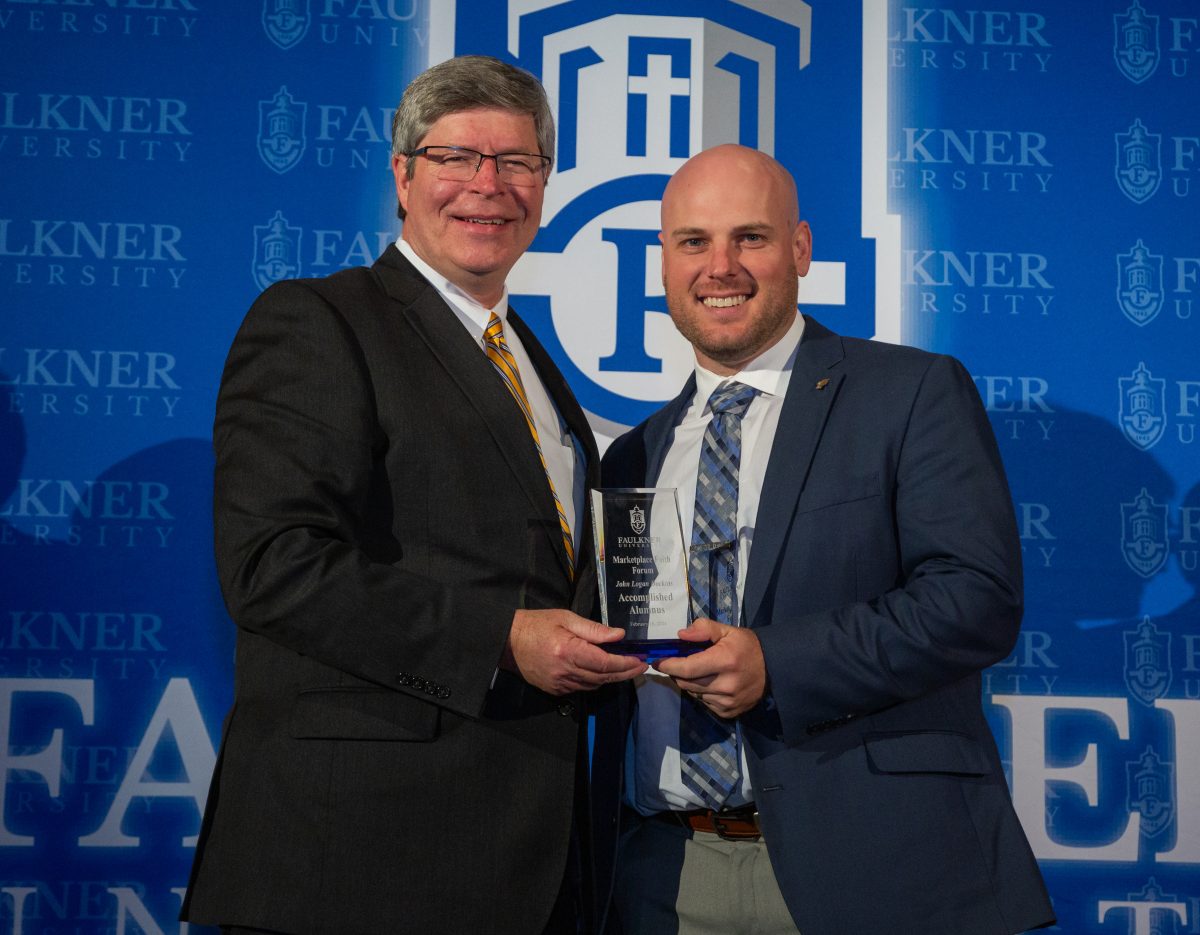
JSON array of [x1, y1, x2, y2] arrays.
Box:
[[668, 222, 774, 238]]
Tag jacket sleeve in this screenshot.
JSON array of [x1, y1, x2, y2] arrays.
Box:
[[752, 354, 1023, 745]]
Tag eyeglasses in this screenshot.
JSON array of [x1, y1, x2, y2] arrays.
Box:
[[406, 146, 551, 186]]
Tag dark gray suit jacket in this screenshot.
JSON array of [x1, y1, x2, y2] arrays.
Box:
[[184, 246, 598, 934], [594, 317, 1054, 934]]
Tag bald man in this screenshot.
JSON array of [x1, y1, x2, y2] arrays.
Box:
[[590, 146, 1054, 935]]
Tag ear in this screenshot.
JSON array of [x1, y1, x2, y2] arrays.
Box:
[[793, 221, 813, 277], [392, 154, 411, 215], [658, 230, 667, 285]]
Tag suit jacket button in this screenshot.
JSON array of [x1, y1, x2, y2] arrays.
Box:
[[558, 702, 575, 717]]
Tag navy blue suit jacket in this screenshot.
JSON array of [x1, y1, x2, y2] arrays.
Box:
[[592, 317, 1054, 934]]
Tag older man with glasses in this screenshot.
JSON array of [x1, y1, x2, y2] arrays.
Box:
[[183, 55, 643, 935]]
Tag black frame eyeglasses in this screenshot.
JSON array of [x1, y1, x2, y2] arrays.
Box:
[[406, 146, 552, 186]]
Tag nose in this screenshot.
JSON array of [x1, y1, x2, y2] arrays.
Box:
[[470, 154, 505, 194], [706, 241, 738, 278]]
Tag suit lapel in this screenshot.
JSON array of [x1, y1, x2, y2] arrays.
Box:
[[743, 317, 846, 627], [508, 310, 597, 475], [509, 309, 599, 585], [372, 247, 571, 576], [643, 374, 697, 486]]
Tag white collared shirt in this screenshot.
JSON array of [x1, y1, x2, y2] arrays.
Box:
[[396, 238, 583, 554], [626, 313, 806, 814]]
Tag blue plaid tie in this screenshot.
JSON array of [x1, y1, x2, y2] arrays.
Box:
[[679, 380, 757, 809]]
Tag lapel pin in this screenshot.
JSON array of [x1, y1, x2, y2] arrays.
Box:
[[815, 378, 830, 391]]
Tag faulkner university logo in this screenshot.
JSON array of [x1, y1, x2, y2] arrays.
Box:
[[263, 0, 310, 50], [1114, 0, 1160, 84], [1119, 362, 1166, 450], [1098, 879, 1187, 933], [438, 0, 891, 428], [253, 211, 302, 290], [1115, 118, 1162, 203], [1121, 489, 1169, 578], [1117, 239, 1164, 326], [1127, 746, 1173, 837], [258, 87, 307, 174], [1123, 618, 1172, 705], [629, 505, 646, 535]]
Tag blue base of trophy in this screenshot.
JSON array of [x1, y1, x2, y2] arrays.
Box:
[[606, 639, 713, 661]]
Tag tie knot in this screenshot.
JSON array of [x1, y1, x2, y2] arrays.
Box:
[[705, 381, 757, 418]]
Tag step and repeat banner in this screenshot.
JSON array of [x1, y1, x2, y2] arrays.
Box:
[[1, 1, 1196, 932]]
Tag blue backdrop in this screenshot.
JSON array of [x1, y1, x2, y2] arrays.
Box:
[[2, 2, 1197, 932]]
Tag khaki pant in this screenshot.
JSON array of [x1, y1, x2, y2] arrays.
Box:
[[613, 814, 801, 935]]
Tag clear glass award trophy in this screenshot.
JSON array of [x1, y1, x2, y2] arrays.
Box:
[[590, 488, 707, 661]]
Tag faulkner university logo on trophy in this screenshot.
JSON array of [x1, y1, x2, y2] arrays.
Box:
[[591, 489, 700, 660]]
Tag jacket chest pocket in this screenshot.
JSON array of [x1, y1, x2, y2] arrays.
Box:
[[795, 471, 881, 516]]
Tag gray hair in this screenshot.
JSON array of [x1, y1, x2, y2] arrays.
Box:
[[392, 55, 554, 200]]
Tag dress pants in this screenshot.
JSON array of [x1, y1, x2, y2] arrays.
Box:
[[613, 813, 800, 935], [220, 864, 577, 935]]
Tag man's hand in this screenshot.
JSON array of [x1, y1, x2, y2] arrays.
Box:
[[502, 609, 646, 696], [654, 618, 766, 719]]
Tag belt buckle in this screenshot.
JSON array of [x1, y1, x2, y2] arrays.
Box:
[[711, 808, 760, 841]]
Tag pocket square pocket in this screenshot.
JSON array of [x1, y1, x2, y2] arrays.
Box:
[[795, 472, 881, 515]]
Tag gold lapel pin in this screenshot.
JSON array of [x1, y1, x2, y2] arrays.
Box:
[[815, 378, 830, 391]]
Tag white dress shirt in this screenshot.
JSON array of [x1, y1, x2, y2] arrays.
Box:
[[396, 238, 583, 554], [626, 313, 805, 814]]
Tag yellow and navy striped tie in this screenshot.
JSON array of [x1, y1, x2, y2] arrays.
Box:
[[484, 313, 575, 577]]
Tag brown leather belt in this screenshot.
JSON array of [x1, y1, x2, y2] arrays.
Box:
[[655, 806, 761, 840]]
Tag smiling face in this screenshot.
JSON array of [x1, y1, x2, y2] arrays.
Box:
[[660, 145, 812, 375], [393, 107, 546, 307]]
